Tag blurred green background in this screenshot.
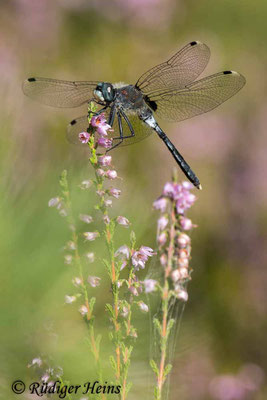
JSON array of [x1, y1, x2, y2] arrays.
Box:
[[1, 1, 267, 399]]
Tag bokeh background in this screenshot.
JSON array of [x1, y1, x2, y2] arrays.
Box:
[[1, 1, 267, 399]]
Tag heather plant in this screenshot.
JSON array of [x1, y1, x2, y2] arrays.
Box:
[[44, 105, 155, 399], [28, 105, 198, 400], [148, 177, 197, 400]]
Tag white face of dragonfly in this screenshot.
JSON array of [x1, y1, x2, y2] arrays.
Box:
[[94, 89, 105, 102]]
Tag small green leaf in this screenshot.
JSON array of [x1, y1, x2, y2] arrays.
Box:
[[150, 359, 159, 376]]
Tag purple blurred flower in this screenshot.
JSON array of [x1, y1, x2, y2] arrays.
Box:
[[97, 137, 113, 149], [143, 279, 157, 293], [109, 188, 121, 198], [79, 214, 93, 224], [28, 357, 42, 368], [138, 301, 149, 312], [115, 245, 130, 259], [163, 182, 177, 198], [79, 131, 90, 144], [157, 231, 167, 246], [96, 168, 105, 177], [85, 252, 95, 263], [79, 305, 89, 316], [177, 233, 191, 248], [98, 155, 112, 166], [88, 276, 101, 287], [132, 246, 155, 271], [106, 169, 117, 180], [157, 215, 168, 231], [117, 216, 130, 227], [48, 197, 61, 207], [180, 216, 194, 230], [83, 232, 99, 241], [153, 197, 168, 212], [65, 295, 76, 304], [64, 254, 73, 265], [79, 180, 92, 190]]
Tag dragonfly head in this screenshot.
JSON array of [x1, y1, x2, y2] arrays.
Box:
[[94, 82, 115, 103]]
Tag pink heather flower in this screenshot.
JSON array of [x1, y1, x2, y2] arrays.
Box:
[[139, 301, 149, 312], [79, 131, 90, 144], [41, 373, 50, 383], [157, 215, 168, 231], [116, 216, 130, 227], [65, 295, 76, 304], [106, 169, 117, 180], [85, 252, 95, 263], [179, 267, 189, 279], [172, 269, 181, 282], [104, 199, 113, 207], [91, 113, 106, 127], [175, 182, 196, 214], [175, 288, 188, 302], [97, 137, 113, 148], [139, 246, 155, 258], [153, 197, 168, 212], [129, 286, 139, 296], [72, 277, 82, 287], [120, 261, 128, 271], [83, 232, 99, 241], [91, 114, 112, 136], [163, 182, 177, 198], [48, 197, 61, 207], [109, 188, 121, 198], [88, 276, 101, 287], [98, 155, 112, 166], [178, 249, 189, 259], [132, 246, 154, 271], [79, 180, 92, 189], [121, 306, 129, 318], [28, 357, 42, 368], [96, 189, 105, 197], [66, 240, 76, 250], [160, 253, 167, 267], [79, 214, 93, 224], [157, 231, 167, 246], [79, 305, 89, 316], [96, 168, 105, 177], [143, 279, 157, 293], [179, 258, 189, 268], [177, 233, 191, 248], [180, 216, 193, 230], [64, 254, 73, 265], [59, 208, 67, 217], [115, 245, 130, 259], [103, 215, 110, 224]]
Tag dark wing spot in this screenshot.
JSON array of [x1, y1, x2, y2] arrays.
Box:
[[28, 77, 36, 82], [190, 41, 197, 46], [223, 70, 232, 74], [144, 95, 158, 111], [70, 119, 77, 125]]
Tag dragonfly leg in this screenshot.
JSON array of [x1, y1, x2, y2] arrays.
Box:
[[108, 109, 135, 151]]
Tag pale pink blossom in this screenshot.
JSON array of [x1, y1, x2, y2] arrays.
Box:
[[88, 276, 101, 287], [143, 279, 157, 293], [79, 214, 93, 224], [116, 216, 130, 227], [79, 131, 90, 144], [98, 155, 112, 166], [65, 295, 76, 304], [106, 169, 117, 180], [109, 188, 121, 198], [83, 232, 99, 241]]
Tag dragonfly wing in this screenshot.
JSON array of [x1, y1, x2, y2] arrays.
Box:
[[67, 115, 89, 144], [22, 77, 98, 108], [136, 41, 210, 94], [148, 71, 246, 122]]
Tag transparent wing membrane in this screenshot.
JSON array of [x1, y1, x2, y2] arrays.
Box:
[[110, 111, 154, 147], [136, 41, 210, 94], [149, 71, 246, 122], [22, 77, 98, 108]]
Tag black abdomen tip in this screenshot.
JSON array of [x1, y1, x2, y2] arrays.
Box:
[[223, 70, 232, 74], [28, 77, 36, 82], [190, 41, 197, 46]]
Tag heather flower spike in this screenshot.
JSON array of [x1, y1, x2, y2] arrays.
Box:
[[149, 172, 198, 400]]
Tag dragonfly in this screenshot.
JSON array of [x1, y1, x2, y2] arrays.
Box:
[[22, 41, 246, 189]]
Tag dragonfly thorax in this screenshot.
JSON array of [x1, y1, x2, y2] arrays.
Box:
[[94, 82, 115, 103]]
